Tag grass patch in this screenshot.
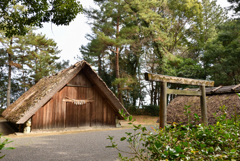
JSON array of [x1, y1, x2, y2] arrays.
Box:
[[120, 115, 158, 127]]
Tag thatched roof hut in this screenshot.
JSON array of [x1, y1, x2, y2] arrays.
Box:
[[167, 85, 240, 124], [2, 61, 129, 132]]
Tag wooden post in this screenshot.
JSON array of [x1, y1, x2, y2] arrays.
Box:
[[200, 85, 208, 125], [160, 82, 167, 128]]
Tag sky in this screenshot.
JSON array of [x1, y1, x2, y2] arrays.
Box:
[[36, 0, 232, 65]]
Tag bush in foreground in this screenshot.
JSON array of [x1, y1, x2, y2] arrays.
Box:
[[107, 108, 240, 160], [0, 134, 14, 159]]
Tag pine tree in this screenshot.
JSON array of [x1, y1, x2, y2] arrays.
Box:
[[81, 0, 229, 107], [0, 30, 22, 106], [18, 32, 66, 85], [0, 28, 69, 108]]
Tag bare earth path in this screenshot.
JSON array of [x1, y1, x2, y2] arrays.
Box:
[[1, 128, 135, 161]]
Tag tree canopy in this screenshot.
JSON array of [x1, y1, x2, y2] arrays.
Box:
[[203, 20, 240, 86], [0, 0, 82, 37], [80, 0, 229, 109], [228, 0, 240, 13]]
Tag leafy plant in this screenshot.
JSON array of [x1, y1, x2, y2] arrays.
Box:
[[107, 108, 240, 160], [0, 133, 14, 159]]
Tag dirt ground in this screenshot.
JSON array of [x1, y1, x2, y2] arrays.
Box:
[[0, 115, 159, 138], [120, 115, 159, 127]]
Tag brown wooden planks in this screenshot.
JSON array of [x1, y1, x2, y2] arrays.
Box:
[[103, 102, 107, 125], [95, 91, 103, 126], [68, 71, 92, 87], [78, 104, 86, 127], [42, 104, 46, 129], [86, 103, 90, 126], [38, 106, 43, 129], [48, 99, 53, 129], [66, 102, 78, 127], [58, 88, 64, 128], [30, 71, 120, 130], [90, 87, 96, 126]]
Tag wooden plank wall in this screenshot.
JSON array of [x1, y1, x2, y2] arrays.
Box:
[[31, 71, 116, 130]]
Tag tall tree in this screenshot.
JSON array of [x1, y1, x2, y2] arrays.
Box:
[[0, 30, 22, 106], [0, 28, 68, 108], [18, 32, 68, 85], [203, 20, 240, 85], [81, 0, 229, 107], [82, 0, 135, 103], [185, 0, 227, 59]]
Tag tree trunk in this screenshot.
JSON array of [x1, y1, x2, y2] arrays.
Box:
[[116, 49, 122, 103], [150, 81, 154, 105], [7, 53, 12, 107], [98, 55, 102, 76], [115, 15, 123, 103]]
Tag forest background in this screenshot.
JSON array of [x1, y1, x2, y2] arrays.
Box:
[[0, 0, 240, 115]]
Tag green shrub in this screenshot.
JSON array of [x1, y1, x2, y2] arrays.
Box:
[[107, 109, 240, 160], [126, 106, 144, 115], [126, 105, 159, 116], [0, 109, 4, 117], [0, 134, 14, 159], [142, 105, 159, 116]]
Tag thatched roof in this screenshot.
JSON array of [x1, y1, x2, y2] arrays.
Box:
[[188, 85, 240, 95], [167, 93, 240, 124], [2, 61, 129, 124]]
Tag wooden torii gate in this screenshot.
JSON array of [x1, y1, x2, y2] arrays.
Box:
[[145, 73, 214, 128]]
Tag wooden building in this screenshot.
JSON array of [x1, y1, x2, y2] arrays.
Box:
[[2, 61, 129, 132]]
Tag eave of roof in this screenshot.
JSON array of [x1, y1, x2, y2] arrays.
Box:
[[186, 84, 240, 95]]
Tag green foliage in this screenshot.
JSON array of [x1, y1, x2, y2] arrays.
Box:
[[0, 0, 82, 37], [125, 105, 159, 116], [80, 0, 148, 106], [18, 31, 69, 84], [142, 105, 159, 116], [108, 109, 240, 160], [228, 0, 240, 14], [81, 0, 228, 108], [0, 28, 68, 108], [0, 134, 14, 159], [166, 57, 205, 79], [237, 93, 240, 98], [203, 20, 240, 85], [187, 0, 227, 58]]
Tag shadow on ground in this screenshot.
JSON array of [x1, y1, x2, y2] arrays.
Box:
[[0, 118, 15, 135]]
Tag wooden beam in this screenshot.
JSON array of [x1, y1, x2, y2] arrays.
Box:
[[160, 82, 167, 128], [145, 73, 214, 87], [63, 98, 94, 103], [211, 85, 222, 93], [167, 89, 201, 96], [200, 85, 208, 125], [232, 84, 240, 90], [66, 84, 92, 88]]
